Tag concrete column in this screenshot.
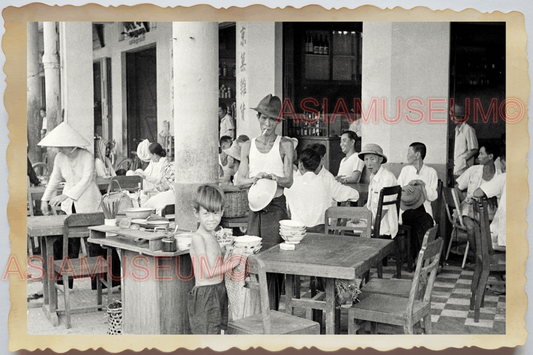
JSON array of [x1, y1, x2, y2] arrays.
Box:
[[362, 22, 450, 166], [173, 22, 219, 231], [27, 22, 42, 163], [59, 22, 95, 152], [42, 22, 61, 133], [236, 22, 283, 138]]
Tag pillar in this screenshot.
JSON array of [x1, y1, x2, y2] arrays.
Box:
[[172, 22, 219, 231], [236, 22, 283, 138], [362, 22, 450, 166], [42, 22, 61, 168], [59, 22, 95, 152], [27, 22, 42, 163]]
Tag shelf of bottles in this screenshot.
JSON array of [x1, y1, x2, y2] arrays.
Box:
[[304, 30, 361, 81], [453, 50, 504, 87], [219, 59, 236, 99], [287, 112, 348, 138]]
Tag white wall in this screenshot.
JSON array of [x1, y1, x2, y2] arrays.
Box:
[[362, 22, 450, 165], [236, 22, 283, 139]]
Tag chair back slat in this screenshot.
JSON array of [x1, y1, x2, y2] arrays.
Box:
[[325, 206, 372, 237], [406, 237, 443, 314], [373, 185, 401, 237], [62, 213, 105, 258]]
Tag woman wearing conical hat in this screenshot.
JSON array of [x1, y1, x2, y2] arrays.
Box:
[[38, 122, 101, 215]]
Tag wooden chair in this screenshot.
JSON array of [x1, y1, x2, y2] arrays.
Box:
[[325, 206, 372, 237], [361, 225, 439, 297], [347, 236, 443, 335], [109, 175, 143, 192], [372, 185, 403, 279], [53, 212, 111, 328], [443, 187, 469, 268], [226, 255, 320, 334], [470, 198, 505, 322]]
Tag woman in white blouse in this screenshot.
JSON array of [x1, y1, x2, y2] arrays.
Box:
[[134, 142, 169, 204]]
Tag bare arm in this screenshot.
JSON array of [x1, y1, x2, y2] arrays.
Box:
[[465, 148, 479, 162], [269, 137, 294, 189], [345, 170, 362, 184], [234, 140, 255, 188]]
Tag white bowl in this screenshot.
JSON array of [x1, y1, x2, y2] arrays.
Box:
[[233, 236, 262, 244], [280, 233, 306, 244], [279, 220, 306, 229], [123, 207, 154, 219], [248, 179, 277, 212], [280, 229, 307, 237]]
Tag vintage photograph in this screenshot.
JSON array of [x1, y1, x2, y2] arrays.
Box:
[[4, 3, 528, 353]]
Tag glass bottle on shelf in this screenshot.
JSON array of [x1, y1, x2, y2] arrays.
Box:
[[222, 62, 227, 77], [313, 34, 319, 54], [324, 34, 329, 55]]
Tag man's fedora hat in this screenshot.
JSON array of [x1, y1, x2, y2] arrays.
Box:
[[38, 122, 90, 148], [252, 94, 282, 120], [358, 143, 388, 164]]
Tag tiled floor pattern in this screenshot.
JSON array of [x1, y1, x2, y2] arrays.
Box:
[[26, 257, 505, 335]]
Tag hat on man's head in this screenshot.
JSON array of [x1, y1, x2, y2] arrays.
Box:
[[38, 122, 90, 148], [400, 180, 427, 211], [358, 143, 387, 164], [252, 94, 282, 120]]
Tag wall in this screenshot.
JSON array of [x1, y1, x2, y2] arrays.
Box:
[[93, 22, 172, 161], [236, 22, 284, 139], [362, 22, 450, 166]]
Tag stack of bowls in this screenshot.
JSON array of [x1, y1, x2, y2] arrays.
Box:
[[233, 236, 262, 254], [279, 220, 307, 244]]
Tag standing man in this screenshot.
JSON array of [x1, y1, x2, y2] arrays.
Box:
[[219, 103, 235, 140], [452, 103, 479, 179], [235, 94, 294, 310]]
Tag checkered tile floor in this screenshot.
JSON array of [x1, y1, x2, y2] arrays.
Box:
[[27, 255, 505, 335]]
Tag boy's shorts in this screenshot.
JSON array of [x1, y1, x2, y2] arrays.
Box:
[[188, 282, 229, 334]]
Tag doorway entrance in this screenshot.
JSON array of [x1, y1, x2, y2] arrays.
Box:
[[126, 45, 157, 155]]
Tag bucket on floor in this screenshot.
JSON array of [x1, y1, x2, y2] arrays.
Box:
[[107, 300, 122, 335]]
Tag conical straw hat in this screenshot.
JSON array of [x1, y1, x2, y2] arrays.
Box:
[[38, 122, 91, 148]]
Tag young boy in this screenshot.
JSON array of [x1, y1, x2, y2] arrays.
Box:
[[188, 184, 242, 334]]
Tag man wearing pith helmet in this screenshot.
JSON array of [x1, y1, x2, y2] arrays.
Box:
[[358, 143, 398, 239], [235, 94, 294, 310]]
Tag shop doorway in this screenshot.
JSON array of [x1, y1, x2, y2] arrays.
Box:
[[126, 45, 157, 155]]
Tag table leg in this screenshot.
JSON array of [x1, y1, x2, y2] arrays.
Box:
[[41, 236, 59, 327], [285, 274, 294, 315], [325, 278, 336, 335], [40, 236, 49, 305]]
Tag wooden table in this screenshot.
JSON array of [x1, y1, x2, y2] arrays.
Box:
[[345, 183, 369, 207], [88, 226, 195, 334], [256, 233, 395, 334], [27, 215, 68, 326]]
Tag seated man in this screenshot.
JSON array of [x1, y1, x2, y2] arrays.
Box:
[[359, 144, 398, 238], [456, 142, 502, 255], [285, 148, 359, 233], [473, 149, 506, 251], [397, 142, 437, 258]]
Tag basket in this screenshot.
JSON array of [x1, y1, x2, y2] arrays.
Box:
[[107, 300, 122, 335], [221, 185, 248, 218]]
